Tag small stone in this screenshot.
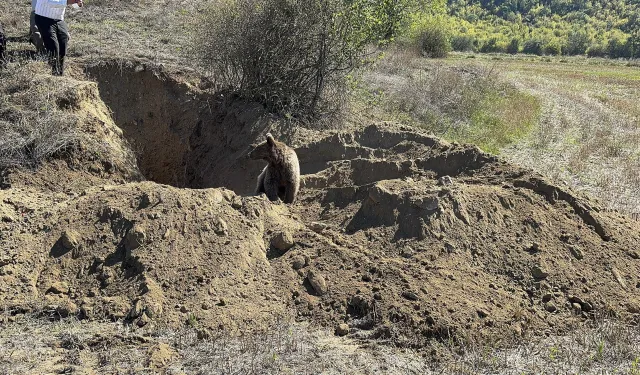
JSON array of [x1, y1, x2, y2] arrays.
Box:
[[231, 196, 243, 209], [213, 217, 228, 236], [628, 250, 640, 260], [572, 303, 582, 312], [307, 270, 328, 296], [477, 309, 489, 318], [626, 299, 640, 314], [361, 274, 372, 282], [197, 328, 211, 340], [544, 302, 557, 313], [400, 247, 414, 258], [612, 268, 627, 289], [61, 230, 80, 250], [129, 300, 144, 319], [138, 192, 152, 209], [124, 225, 146, 251], [402, 291, 419, 301], [217, 298, 226, 306], [335, 323, 350, 336], [542, 293, 552, 303], [374, 293, 382, 300], [271, 231, 295, 251], [438, 176, 453, 186], [136, 312, 150, 327], [180, 305, 188, 313], [531, 266, 549, 280], [569, 245, 584, 260], [47, 281, 69, 295], [56, 301, 78, 318], [291, 255, 306, 270], [309, 222, 328, 233], [530, 242, 541, 253]]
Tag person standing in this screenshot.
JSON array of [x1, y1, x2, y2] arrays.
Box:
[[34, 0, 83, 75], [0, 22, 6, 65], [30, 0, 45, 53]]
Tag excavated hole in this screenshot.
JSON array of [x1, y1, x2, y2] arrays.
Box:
[[85, 62, 270, 195], [85, 61, 499, 200]]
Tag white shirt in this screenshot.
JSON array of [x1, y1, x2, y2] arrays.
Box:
[[34, 0, 68, 21]]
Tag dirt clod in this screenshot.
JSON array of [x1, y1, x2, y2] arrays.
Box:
[[307, 270, 328, 296], [291, 256, 307, 270], [335, 323, 350, 336], [61, 230, 81, 250], [531, 265, 549, 280], [272, 231, 295, 251], [124, 225, 146, 251], [47, 281, 70, 295]]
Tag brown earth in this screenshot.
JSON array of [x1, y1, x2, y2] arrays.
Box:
[[1, 60, 639, 353]]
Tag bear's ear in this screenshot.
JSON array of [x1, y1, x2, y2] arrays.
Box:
[[266, 133, 275, 146]]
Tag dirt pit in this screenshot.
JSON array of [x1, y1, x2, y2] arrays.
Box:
[[84, 61, 273, 193], [0, 61, 639, 351]]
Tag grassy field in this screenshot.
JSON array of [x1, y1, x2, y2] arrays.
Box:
[[358, 51, 640, 216]]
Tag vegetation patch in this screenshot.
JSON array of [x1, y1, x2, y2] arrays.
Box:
[[360, 53, 540, 153], [0, 62, 82, 169]]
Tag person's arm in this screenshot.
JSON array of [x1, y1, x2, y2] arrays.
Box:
[[42, 0, 82, 7]]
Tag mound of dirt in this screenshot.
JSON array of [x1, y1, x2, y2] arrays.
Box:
[[1, 63, 638, 350]]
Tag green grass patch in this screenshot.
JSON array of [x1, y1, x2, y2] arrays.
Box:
[[451, 88, 540, 153], [359, 54, 541, 154]]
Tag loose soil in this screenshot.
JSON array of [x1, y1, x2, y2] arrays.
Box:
[[1, 61, 639, 357]]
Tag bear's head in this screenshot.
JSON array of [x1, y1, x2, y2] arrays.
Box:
[[249, 133, 282, 162]]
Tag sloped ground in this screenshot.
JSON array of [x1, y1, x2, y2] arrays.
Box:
[[0, 62, 639, 373]]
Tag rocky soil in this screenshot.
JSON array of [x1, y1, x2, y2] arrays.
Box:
[[1, 61, 639, 364]]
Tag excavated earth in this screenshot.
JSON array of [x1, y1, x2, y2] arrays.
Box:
[[1, 61, 639, 352]]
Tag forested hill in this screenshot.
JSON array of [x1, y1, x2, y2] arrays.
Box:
[[445, 0, 639, 57]]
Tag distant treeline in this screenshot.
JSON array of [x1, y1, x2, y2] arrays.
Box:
[[444, 0, 640, 58]]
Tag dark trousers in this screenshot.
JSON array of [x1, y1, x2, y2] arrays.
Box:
[[34, 14, 69, 75], [0, 23, 6, 64]]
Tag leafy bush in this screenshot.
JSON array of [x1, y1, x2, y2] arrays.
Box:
[[564, 29, 590, 55], [479, 37, 506, 53], [195, 0, 392, 119], [506, 38, 520, 54], [586, 43, 607, 57], [607, 37, 632, 58], [522, 39, 544, 55], [451, 34, 476, 51], [410, 15, 452, 58], [543, 39, 562, 55]]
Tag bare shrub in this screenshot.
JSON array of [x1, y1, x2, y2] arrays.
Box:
[[194, 0, 383, 120]]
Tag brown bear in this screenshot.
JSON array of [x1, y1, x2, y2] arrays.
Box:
[[249, 133, 300, 204]]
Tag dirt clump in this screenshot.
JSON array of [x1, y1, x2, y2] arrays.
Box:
[[0, 66, 638, 352]]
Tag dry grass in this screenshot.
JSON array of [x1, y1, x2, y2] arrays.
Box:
[[1, 311, 638, 375], [490, 54, 640, 215], [0, 61, 83, 169]]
